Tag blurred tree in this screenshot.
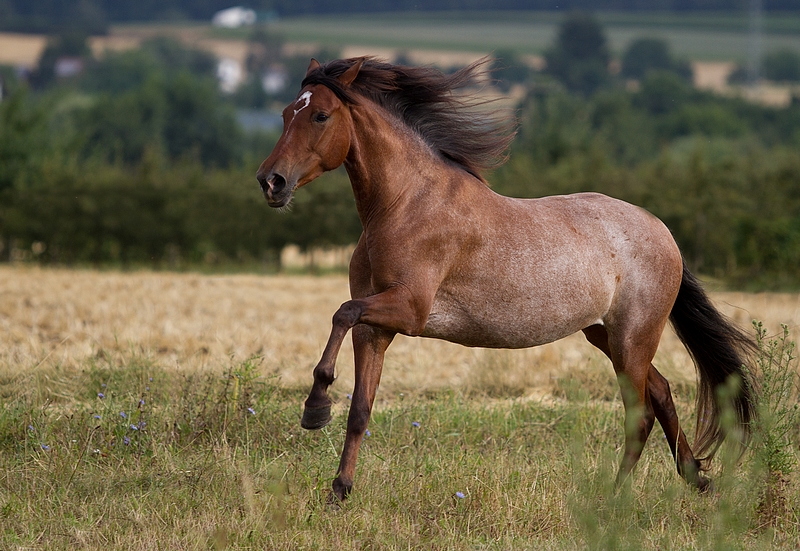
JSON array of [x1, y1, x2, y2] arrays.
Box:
[[77, 80, 168, 165], [635, 70, 692, 114], [81, 49, 162, 94], [30, 32, 91, 89], [621, 37, 693, 81], [543, 12, 611, 97], [491, 49, 532, 92], [80, 37, 217, 94], [762, 48, 800, 82], [0, 89, 49, 191], [77, 70, 242, 167], [161, 71, 242, 166], [141, 37, 217, 77]]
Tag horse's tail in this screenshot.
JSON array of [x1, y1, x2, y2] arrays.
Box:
[[669, 262, 757, 463]]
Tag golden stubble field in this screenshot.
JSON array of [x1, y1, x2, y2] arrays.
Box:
[[2, 265, 799, 406]]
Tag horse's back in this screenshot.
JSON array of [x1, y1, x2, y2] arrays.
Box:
[[421, 191, 683, 348]]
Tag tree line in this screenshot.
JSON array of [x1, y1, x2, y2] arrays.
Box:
[[0, 14, 799, 287]]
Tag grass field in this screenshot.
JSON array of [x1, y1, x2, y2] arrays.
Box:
[[1, 266, 799, 549]]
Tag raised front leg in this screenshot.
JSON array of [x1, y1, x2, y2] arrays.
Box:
[[301, 283, 428, 429]]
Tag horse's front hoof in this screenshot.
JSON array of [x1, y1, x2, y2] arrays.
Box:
[[332, 477, 352, 502], [301, 404, 332, 430]]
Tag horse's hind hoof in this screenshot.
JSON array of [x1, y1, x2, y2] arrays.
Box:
[[301, 404, 332, 430], [697, 477, 715, 495]]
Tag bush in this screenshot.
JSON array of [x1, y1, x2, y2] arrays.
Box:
[[763, 49, 800, 82]]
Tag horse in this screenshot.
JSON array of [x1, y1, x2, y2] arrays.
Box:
[[256, 57, 756, 502]]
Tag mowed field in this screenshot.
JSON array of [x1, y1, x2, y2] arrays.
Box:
[[2, 265, 800, 549]]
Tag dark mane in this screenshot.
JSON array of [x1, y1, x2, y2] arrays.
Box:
[[302, 57, 516, 181]]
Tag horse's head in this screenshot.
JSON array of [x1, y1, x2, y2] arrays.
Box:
[[256, 58, 362, 208]]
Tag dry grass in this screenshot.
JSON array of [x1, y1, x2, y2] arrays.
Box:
[[2, 265, 798, 403], [2, 265, 800, 549]]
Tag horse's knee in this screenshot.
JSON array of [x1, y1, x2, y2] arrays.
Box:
[[332, 300, 363, 329]]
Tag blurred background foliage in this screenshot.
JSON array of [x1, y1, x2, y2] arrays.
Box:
[[0, 10, 799, 288]]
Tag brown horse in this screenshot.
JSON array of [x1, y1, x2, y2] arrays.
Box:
[[257, 57, 756, 502]]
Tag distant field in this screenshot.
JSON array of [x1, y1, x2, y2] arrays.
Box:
[[260, 11, 800, 62], [6, 11, 799, 74]]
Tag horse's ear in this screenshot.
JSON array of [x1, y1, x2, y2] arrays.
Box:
[[337, 58, 364, 87], [306, 58, 321, 77]]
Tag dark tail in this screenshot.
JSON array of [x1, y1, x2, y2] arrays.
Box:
[[669, 262, 757, 463]]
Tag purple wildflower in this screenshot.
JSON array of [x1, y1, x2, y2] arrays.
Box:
[[40, 444, 50, 451], [455, 491, 466, 499], [364, 429, 371, 437], [120, 411, 127, 419], [130, 424, 139, 431], [97, 392, 105, 399], [247, 407, 256, 415], [123, 436, 130, 445], [412, 421, 421, 428], [27, 425, 34, 432], [93, 414, 101, 419]]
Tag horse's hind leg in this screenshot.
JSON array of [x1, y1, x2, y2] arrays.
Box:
[[648, 366, 711, 491], [583, 324, 657, 486], [583, 324, 711, 491]]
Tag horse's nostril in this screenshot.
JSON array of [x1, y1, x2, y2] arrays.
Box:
[[271, 174, 287, 195], [258, 172, 288, 197]]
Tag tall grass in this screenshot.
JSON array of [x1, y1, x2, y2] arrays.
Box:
[[2, 325, 799, 550]]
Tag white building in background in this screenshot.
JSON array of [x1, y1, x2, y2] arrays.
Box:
[[217, 58, 244, 93], [212, 6, 257, 28]]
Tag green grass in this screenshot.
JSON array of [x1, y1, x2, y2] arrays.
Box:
[[2, 346, 799, 549]]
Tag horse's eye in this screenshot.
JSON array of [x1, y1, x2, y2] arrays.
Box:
[[314, 113, 329, 123]]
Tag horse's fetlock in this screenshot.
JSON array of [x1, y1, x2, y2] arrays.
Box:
[[332, 477, 352, 501], [313, 367, 335, 387]]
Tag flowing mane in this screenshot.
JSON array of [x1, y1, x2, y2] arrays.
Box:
[[301, 57, 516, 181]]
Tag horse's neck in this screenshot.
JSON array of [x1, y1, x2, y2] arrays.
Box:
[[344, 105, 453, 226]]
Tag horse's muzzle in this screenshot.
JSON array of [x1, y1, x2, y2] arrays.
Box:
[[257, 171, 293, 207]]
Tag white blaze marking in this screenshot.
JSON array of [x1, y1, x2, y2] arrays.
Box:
[[285, 90, 313, 132], [294, 91, 312, 117]]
